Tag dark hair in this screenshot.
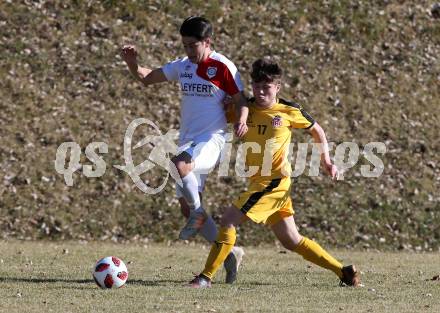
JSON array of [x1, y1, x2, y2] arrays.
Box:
[[180, 16, 213, 40], [251, 58, 283, 83]]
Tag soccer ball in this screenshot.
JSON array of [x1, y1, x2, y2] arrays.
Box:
[[92, 256, 128, 289]]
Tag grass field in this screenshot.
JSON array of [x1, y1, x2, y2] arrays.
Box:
[[0, 241, 439, 313]]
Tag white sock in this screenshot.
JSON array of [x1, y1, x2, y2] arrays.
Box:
[[181, 172, 201, 209], [180, 172, 216, 242], [199, 215, 218, 242]]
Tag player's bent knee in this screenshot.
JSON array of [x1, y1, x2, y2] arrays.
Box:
[[174, 161, 191, 177], [285, 233, 303, 249], [280, 239, 297, 251], [220, 206, 243, 228], [292, 233, 303, 246], [171, 154, 193, 177]]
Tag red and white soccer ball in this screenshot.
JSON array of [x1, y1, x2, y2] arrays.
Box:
[[92, 256, 128, 289]]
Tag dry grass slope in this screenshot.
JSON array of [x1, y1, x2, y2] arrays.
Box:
[[0, 1, 439, 250]]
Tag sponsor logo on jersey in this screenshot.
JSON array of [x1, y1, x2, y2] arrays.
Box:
[[180, 83, 214, 94], [207, 67, 217, 78], [272, 115, 282, 128], [180, 72, 193, 79], [185, 64, 191, 71]]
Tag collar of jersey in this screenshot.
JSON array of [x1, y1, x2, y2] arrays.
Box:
[[197, 51, 216, 65], [251, 98, 279, 111]]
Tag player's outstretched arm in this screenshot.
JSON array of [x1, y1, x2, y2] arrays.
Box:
[[231, 92, 249, 138], [308, 123, 339, 180], [120, 45, 167, 86]]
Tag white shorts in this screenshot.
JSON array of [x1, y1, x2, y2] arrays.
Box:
[[176, 133, 226, 197]]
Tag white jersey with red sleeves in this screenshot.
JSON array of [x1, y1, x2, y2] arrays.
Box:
[[162, 51, 243, 143]]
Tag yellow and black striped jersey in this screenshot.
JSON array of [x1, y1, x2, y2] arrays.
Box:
[[241, 98, 315, 181]]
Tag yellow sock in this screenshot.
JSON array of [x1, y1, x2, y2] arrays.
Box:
[[294, 237, 343, 278], [202, 227, 236, 280]]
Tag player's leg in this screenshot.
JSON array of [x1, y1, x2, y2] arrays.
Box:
[[172, 151, 200, 210], [173, 151, 209, 240], [203, 206, 246, 278], [189, 206, 246, 288], [271, 215, 360, 286], [178, 134, 225, 239], [271, 215, 343, 275], [189, 178, 285, 288], [178, 192, 218, 242], [223, 245, 244, 284], [180, 194, 244, 283], [219, 206, 245, 284]]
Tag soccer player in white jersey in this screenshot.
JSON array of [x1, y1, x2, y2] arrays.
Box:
[[121, 16, 247, 283]]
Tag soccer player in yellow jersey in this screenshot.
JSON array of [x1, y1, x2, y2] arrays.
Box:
[[188, 58, 361, 288]]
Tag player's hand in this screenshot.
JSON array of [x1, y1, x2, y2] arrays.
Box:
[[121, 45, 138, 66], [323, 162, 340, 180], [234, 121, 248, 138]]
